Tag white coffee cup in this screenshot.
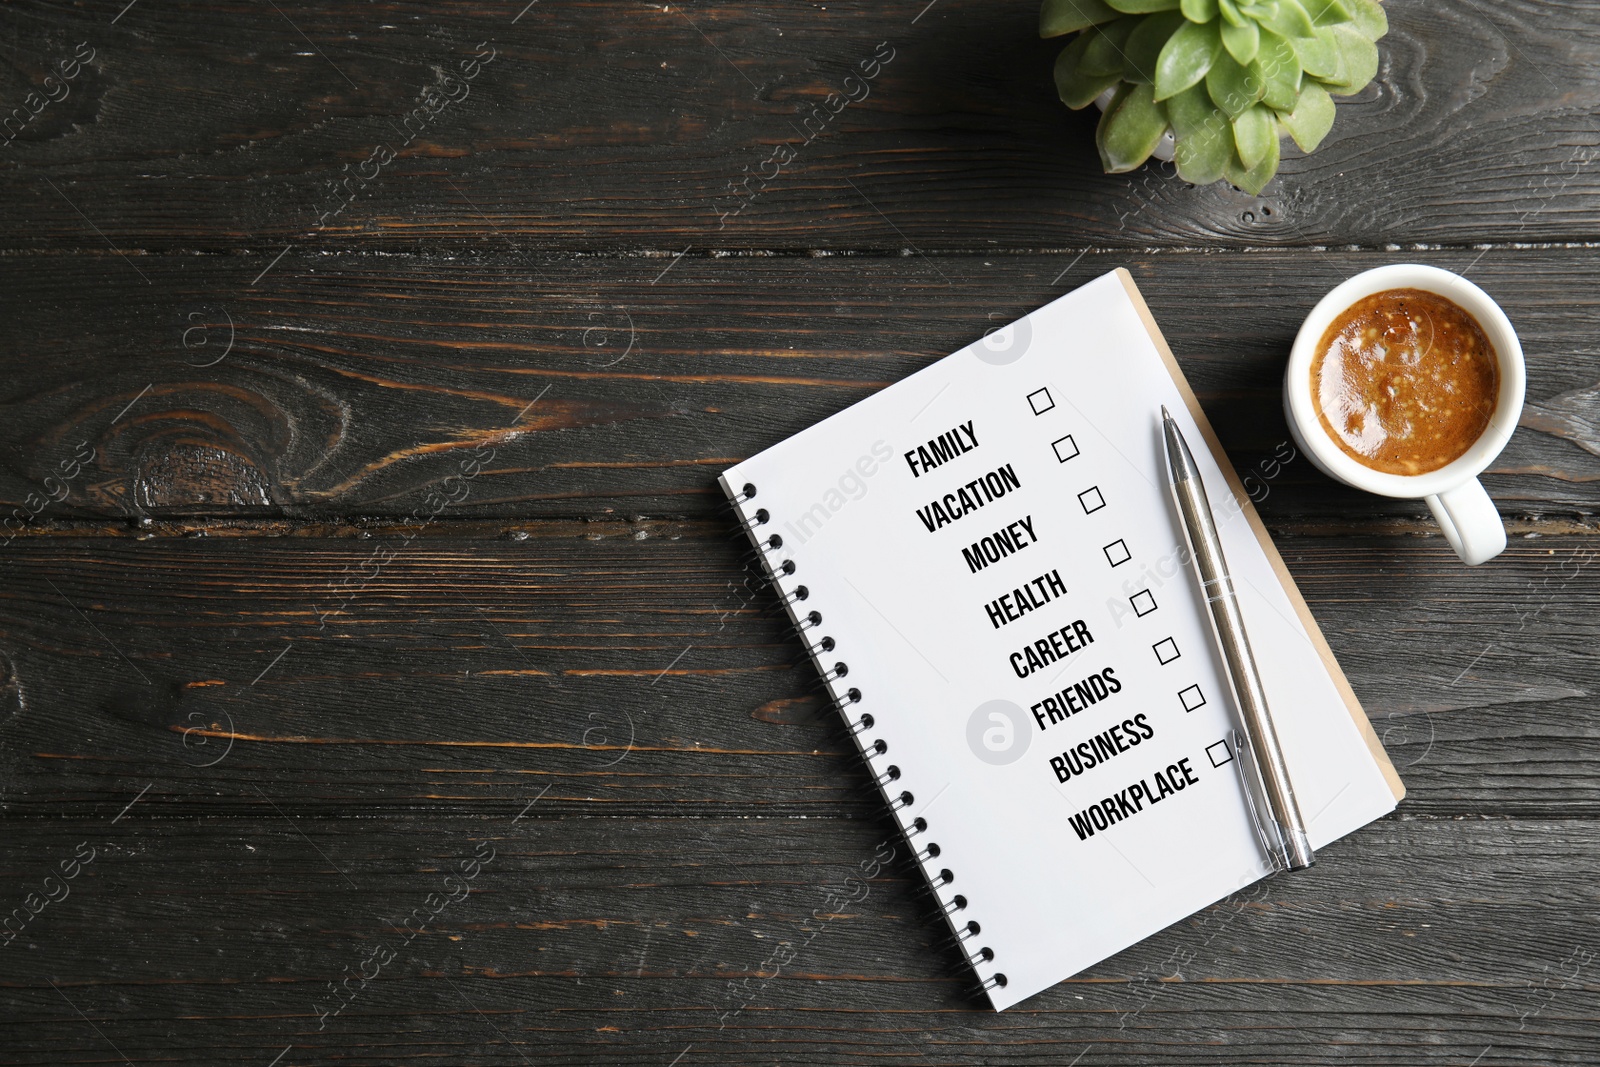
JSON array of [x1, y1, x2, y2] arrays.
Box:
[[1284, 264, 1526, 566]]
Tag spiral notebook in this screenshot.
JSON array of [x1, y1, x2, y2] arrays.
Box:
[[719, 269, 1404, 1010]]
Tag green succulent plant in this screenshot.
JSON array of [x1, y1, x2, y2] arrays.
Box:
[[1041, 0, 1387, 194]]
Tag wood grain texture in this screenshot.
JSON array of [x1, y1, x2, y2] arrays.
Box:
[[0, 527, 1591, 820], [2, 0, 1598, 1061], [0, 1, 1597, 251], [1, 816, 1596, 1065], [2, 248, 1599, 523]]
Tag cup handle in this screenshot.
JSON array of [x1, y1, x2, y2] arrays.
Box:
[[1425, 479, 1506, 565]]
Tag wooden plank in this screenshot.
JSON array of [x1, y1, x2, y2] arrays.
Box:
[[2, 248, 1598, 522], [1, 815, 1596, 1064], [1, 1, 1598, 251], [3, 4, 1598, 1062], [0, 527, 1593, 819]]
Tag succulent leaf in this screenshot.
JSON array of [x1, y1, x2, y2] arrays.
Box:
[[1220, 18, 1259, 63], [1293, 25, 1344, 79], [1205, 51, 1263, 116], [1164, 81, 1235, 183], [1256, 29, 1303, 109], [1278, 80, 1335, 150], [1224, 125, 1280, 194], [1055, 28, 1094, 77], [1232, 103, 1276, 169], [1079, 18, 1139, 77], [1158, 82, 1203, 137], [1154, 20, 1223, 100], [1255, 0, 1319, 39], [1163, 82, 1221, 138], [1056, 32, 1125, 106], [1343, 0, 1387, 38], [1105, 0, 1183, 11], [1045, 0, 1385, 192], [1300, 0, 1353, 26], [1318, 21, 1379, 93], [1097, 82, 1171, 172], [1122, 10, 1188, 84], [1175, 119, 1233, 183], [1041, 0, 1123, 37]]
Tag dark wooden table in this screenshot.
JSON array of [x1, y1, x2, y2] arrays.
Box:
[[1, 1, 1597, 1063]]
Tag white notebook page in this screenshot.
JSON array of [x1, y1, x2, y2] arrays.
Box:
[[720, 269, 1402, 1010]]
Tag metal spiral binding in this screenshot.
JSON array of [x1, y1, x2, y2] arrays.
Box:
[[770, 584, 810, 610], [789, 633, 834, 669], [818, 691, 868, 745], [907, 869, 954, 903], [931, 919, 981, 954], [805, 634, 836, 657], [787, 609, 824, 638], [728, 477, 999, 1003], [805, 660, 847, 691], [729, 507, 770, 538], [737, 532, 785, 571], [866, 764, 900, 789]]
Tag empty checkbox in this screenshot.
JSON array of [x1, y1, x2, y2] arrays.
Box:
[[1130, 590, 1157, 617], [1153, 637, 1180, 665], [1027, 387, 1055, 415], [1179, 684, 1206, 712], [1078, 486, 1105, 514], [1206, 739, 1233, 768], [1103, 539, 1131, 567], [1051, 434, 1079, 462]]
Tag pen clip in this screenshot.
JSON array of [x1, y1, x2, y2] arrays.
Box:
[[1232, 730, 1289, 873]]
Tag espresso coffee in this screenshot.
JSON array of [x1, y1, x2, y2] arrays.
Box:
[[1311, 287, 1499, 476]]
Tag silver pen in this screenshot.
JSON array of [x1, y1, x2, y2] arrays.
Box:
[[1161, 406, 1315, 872]]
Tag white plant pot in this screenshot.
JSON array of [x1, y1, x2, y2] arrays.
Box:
[[1094, 88, 1176, 163]]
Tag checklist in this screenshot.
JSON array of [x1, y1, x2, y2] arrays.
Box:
[[720, 268, 1402, 1011]]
